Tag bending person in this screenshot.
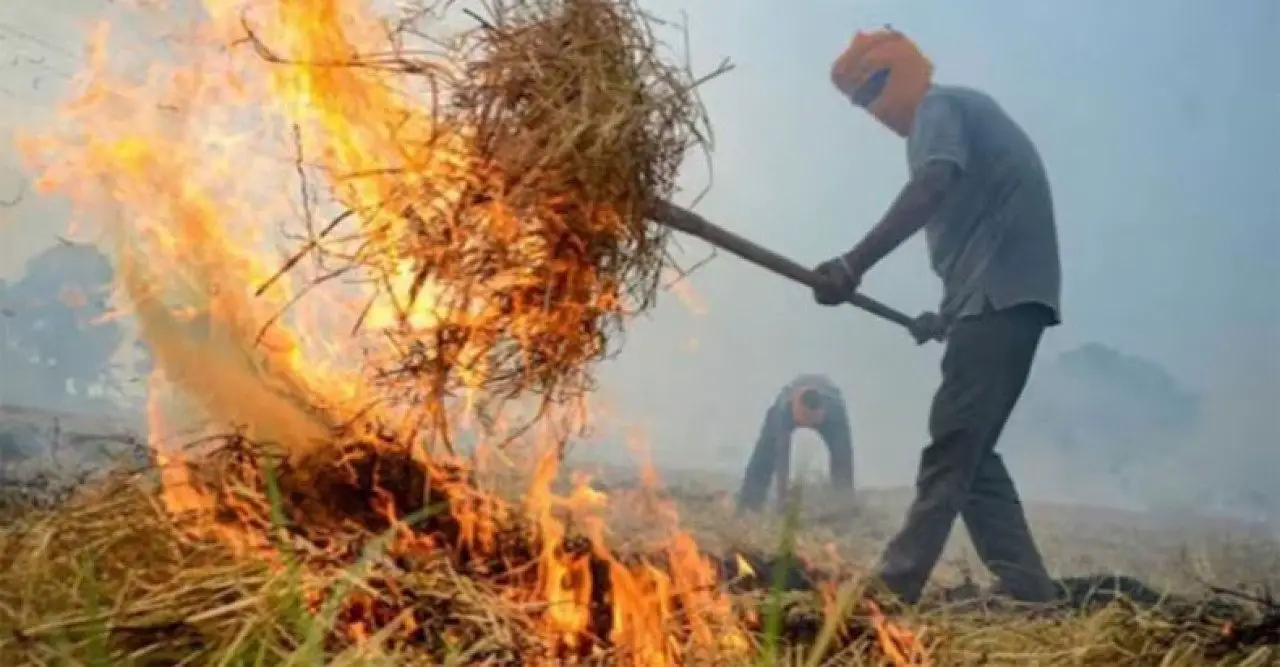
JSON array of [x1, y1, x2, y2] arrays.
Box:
[[736, 374, 854, 514]]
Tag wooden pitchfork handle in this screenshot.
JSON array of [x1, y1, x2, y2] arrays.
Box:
[[650, 199, 922, 334]]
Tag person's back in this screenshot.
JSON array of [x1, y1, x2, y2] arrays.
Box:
[[736, 374, 854, 513], [909, 84, 1062, 325], [774, 373, 843, 414]]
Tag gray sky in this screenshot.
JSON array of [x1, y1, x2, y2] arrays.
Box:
[[2, 1, 1277, 497]]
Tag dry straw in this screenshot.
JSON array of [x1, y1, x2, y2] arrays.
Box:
[[6, 0, 1280, 662], [253, 0, 730, 442], [3, 472, 1277, 665]]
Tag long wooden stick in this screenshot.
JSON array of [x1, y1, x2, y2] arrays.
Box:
[[650, 199, 917, 331]]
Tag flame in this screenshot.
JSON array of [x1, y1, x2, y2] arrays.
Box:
[[364, 260, 448, 331], [16, 0, 934, 663], [865, 600, 931, 667]]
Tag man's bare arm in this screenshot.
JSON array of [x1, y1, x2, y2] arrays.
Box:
[[843, 160, 960, 275]]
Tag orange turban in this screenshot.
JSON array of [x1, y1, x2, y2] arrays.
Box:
[[830, 28, 934, 135]]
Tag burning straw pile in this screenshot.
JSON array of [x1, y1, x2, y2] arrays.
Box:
[[5, 462, 1280, 665], [159, 0, 760, 653], [12, 0, 785, 660], [245, 0, 727, 435], [15, 0, 1276, 663]]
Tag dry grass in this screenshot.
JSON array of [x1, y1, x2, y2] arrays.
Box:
[[0, 450, 1277, 666], [8, 0, 1275, 661]]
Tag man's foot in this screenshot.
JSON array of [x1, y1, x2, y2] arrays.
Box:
[[857, 574, 912, 615], [990, 577, 1061, 605]]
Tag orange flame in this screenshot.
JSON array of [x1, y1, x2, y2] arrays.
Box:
[[865, 600, 931, 667], [12, 0, 928, 664]]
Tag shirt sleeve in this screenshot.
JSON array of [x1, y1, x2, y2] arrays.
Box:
[[907, 92, 969, 176]]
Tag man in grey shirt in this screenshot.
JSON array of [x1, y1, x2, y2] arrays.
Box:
[[815, 28, 1062, 604], [736, 374, 854, 514]]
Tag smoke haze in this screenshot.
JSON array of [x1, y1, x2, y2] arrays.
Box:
[[1, 0, 1276, 520]]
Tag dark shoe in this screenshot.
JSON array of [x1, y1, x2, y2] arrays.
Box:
[[857, 575, 911, 614], [990, 576, 1059, 605]]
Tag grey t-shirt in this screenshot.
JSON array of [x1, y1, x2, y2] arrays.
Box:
[[907, 84, 1062, 325]]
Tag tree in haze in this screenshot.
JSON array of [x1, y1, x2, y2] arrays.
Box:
[[0, 242, 123, 412], [1009, 343, 1200, 485]]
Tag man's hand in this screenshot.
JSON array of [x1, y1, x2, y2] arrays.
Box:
[[817, 161, 960, 307], [811, 255, 863, 306], [908, 311, 946, 344]]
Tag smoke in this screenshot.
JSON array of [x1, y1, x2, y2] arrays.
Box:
[[1133, 334, 1280, 522], [2, 0, 1277, 529], [999, 341, 1280, 522]]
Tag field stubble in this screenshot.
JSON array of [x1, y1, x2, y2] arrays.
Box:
[[0, 411, 1277, 665]]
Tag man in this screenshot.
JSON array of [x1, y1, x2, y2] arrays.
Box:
[[812, 28, 1062, 604], [736, 373, 854, 514]]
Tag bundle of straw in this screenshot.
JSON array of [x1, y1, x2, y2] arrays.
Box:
[[291, 0, 727, 428]]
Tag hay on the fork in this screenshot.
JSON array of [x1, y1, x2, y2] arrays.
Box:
[[256, 0, 727, 438]]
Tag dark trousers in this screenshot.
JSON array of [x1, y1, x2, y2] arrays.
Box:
[[736, 404, 854, 513], [875, 303, 1056, 604]]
